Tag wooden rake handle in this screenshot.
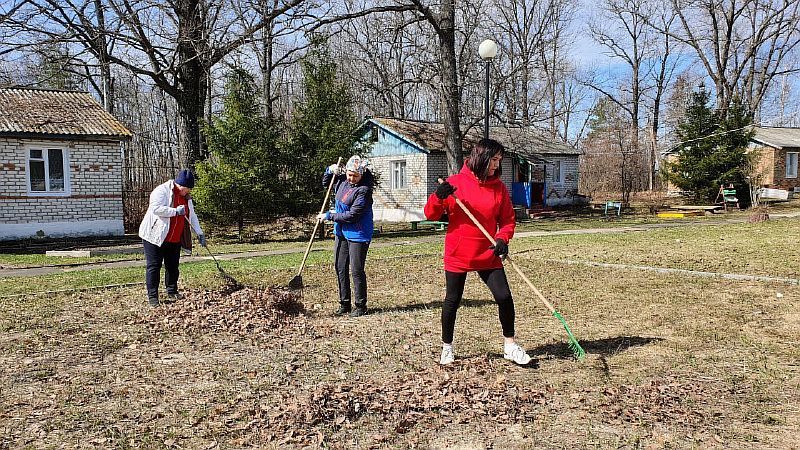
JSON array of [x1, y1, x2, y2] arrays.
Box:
[[438, 178, 557, 315], [297, 157, 343, 276]]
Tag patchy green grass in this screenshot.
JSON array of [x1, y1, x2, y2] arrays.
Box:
[[513, 217, 800, 279], [1, 218, 798, 448], [6, 200, 799, 270]]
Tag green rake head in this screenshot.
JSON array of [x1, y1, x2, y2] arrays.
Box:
[[552, 311, 586, 360]]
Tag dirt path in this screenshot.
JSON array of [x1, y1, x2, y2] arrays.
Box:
[[3, 213, 798, 279]]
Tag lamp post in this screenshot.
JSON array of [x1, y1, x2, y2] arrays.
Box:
[[478, 39, 498, 139]]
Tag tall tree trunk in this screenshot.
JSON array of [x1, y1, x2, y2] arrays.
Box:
[[438, 0, 462, 174], [548, 39, 558, 138], [93, 0, 114, 113], [262, 9, 274, 120], [176, 0, 206, 167]]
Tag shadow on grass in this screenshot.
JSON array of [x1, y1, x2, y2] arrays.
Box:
[[370, 298, 496, 314], [482, 335, 663, 370], [530, 335, 664, 359]]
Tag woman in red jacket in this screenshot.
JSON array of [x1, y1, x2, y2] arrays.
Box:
[[424, 138, 532, 366]]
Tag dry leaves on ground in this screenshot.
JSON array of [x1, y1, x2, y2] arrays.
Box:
[[142, 286, 307, 336], [588, 375, 721, 427], [223, 355, 550, 446]]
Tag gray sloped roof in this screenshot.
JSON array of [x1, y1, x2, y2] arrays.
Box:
[[0, 87, 132, 139], [751, 126, 800, 149], [369, 117, 580, 157]]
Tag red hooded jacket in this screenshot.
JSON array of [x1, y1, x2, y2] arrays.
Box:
[[424, 163, 516, 272]]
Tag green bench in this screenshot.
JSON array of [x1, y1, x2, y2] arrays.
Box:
[[410, 220, 448, 231], [715, 184, 739, 211]]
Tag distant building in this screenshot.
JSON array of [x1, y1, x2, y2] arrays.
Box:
[[750, 126, 800, 191], [0, 87, 132, 240], [355, 117, 581, 222]]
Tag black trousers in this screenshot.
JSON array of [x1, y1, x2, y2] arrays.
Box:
[[143, 240, 181, 300], [334, 236, 370, 307], [442, 268, 515, 344]]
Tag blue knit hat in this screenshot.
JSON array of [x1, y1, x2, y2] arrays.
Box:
[[175, 169, 195, 189]]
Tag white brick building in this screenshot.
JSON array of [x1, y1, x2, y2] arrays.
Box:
[[0, 88, 132, 240], [357, 117, 581, 222]]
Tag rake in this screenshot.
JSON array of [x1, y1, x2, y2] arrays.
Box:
[[441, 180, 586, 360], [203, 244, 241, 288], [289, 156, 343, 290]]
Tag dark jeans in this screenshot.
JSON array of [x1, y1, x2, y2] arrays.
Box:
[[143, 240, 181, 300], [442, 268, 515, 344], [334, 236, 370, 307]]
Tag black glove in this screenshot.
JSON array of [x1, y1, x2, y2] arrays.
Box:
[[490, 238, 508, 258], [435, 181, 456, 200]]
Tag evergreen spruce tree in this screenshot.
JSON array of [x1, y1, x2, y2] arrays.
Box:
[[664, 87, 753, 205], [193, 68, 282, 238], [285, 37, 361, 214]]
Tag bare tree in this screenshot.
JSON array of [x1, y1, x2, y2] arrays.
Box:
[[332, 10, 437, 119], [0, 0, 29, 55], [642, 2, 680, 189], [13, 0, 306, 166], [12, 1, 119, 111], [664, 0, 800, 115], [325, 0, 482, 174], [588, 0, 650, 156], [403, 0, 464, 173], [489, 0, 558, 127]]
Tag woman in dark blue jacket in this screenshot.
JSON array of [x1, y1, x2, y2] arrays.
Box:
[[318, 155, 374, 317]]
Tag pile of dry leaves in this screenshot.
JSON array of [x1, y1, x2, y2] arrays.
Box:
[[145, 286, 307, 336], [224, 356, 550, 446]]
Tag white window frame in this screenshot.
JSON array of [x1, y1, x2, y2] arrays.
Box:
[[552, 160, 563, 184], [390, 160, 407, 190], [786, 152, 798, 178], [26, 144, 71, 196]]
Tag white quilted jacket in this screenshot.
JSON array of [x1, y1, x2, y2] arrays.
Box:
[[138, 180, 203, 246]]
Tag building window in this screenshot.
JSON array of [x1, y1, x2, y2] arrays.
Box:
[[391, 160, 406, 189], [786, 152, 798, 178], [370, 125, 378, 142], [28, 147, 68, 194], [552, 161, 562, 183]]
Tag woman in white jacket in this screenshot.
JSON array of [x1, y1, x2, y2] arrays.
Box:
[[138, 169, 205, 306]]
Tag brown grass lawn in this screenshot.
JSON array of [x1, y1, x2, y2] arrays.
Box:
[[1, 218, 799, 449]]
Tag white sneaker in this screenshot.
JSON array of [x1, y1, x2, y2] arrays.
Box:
[[504, 342, 532, 365], [440, 345, 455, 365]]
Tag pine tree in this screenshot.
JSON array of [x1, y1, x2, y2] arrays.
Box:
[[664, 87, 753, 204], [193, 68, 282, 238], [284, 37, 361, 214]]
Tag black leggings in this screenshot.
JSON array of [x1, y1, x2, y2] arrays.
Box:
[[442, 268, 515, 344], [334, 236, 370, 307]]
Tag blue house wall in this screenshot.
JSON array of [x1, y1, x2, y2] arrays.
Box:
[[354, 118, 576, 222]]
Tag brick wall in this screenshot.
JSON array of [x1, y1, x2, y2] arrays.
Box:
[[751, 145, 776, 186], [771, 148, 800, 190], [544, 155, 580, 206], [370, 150, 580, 220], [0, 137, 124, 225], [371, 153, 429, 221], [371, 152, 520, 221]]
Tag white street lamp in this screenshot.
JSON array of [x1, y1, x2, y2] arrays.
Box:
[[478, 39, 498, 139]]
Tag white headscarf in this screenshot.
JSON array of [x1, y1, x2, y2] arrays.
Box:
[[345, 155, 369, 174]]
